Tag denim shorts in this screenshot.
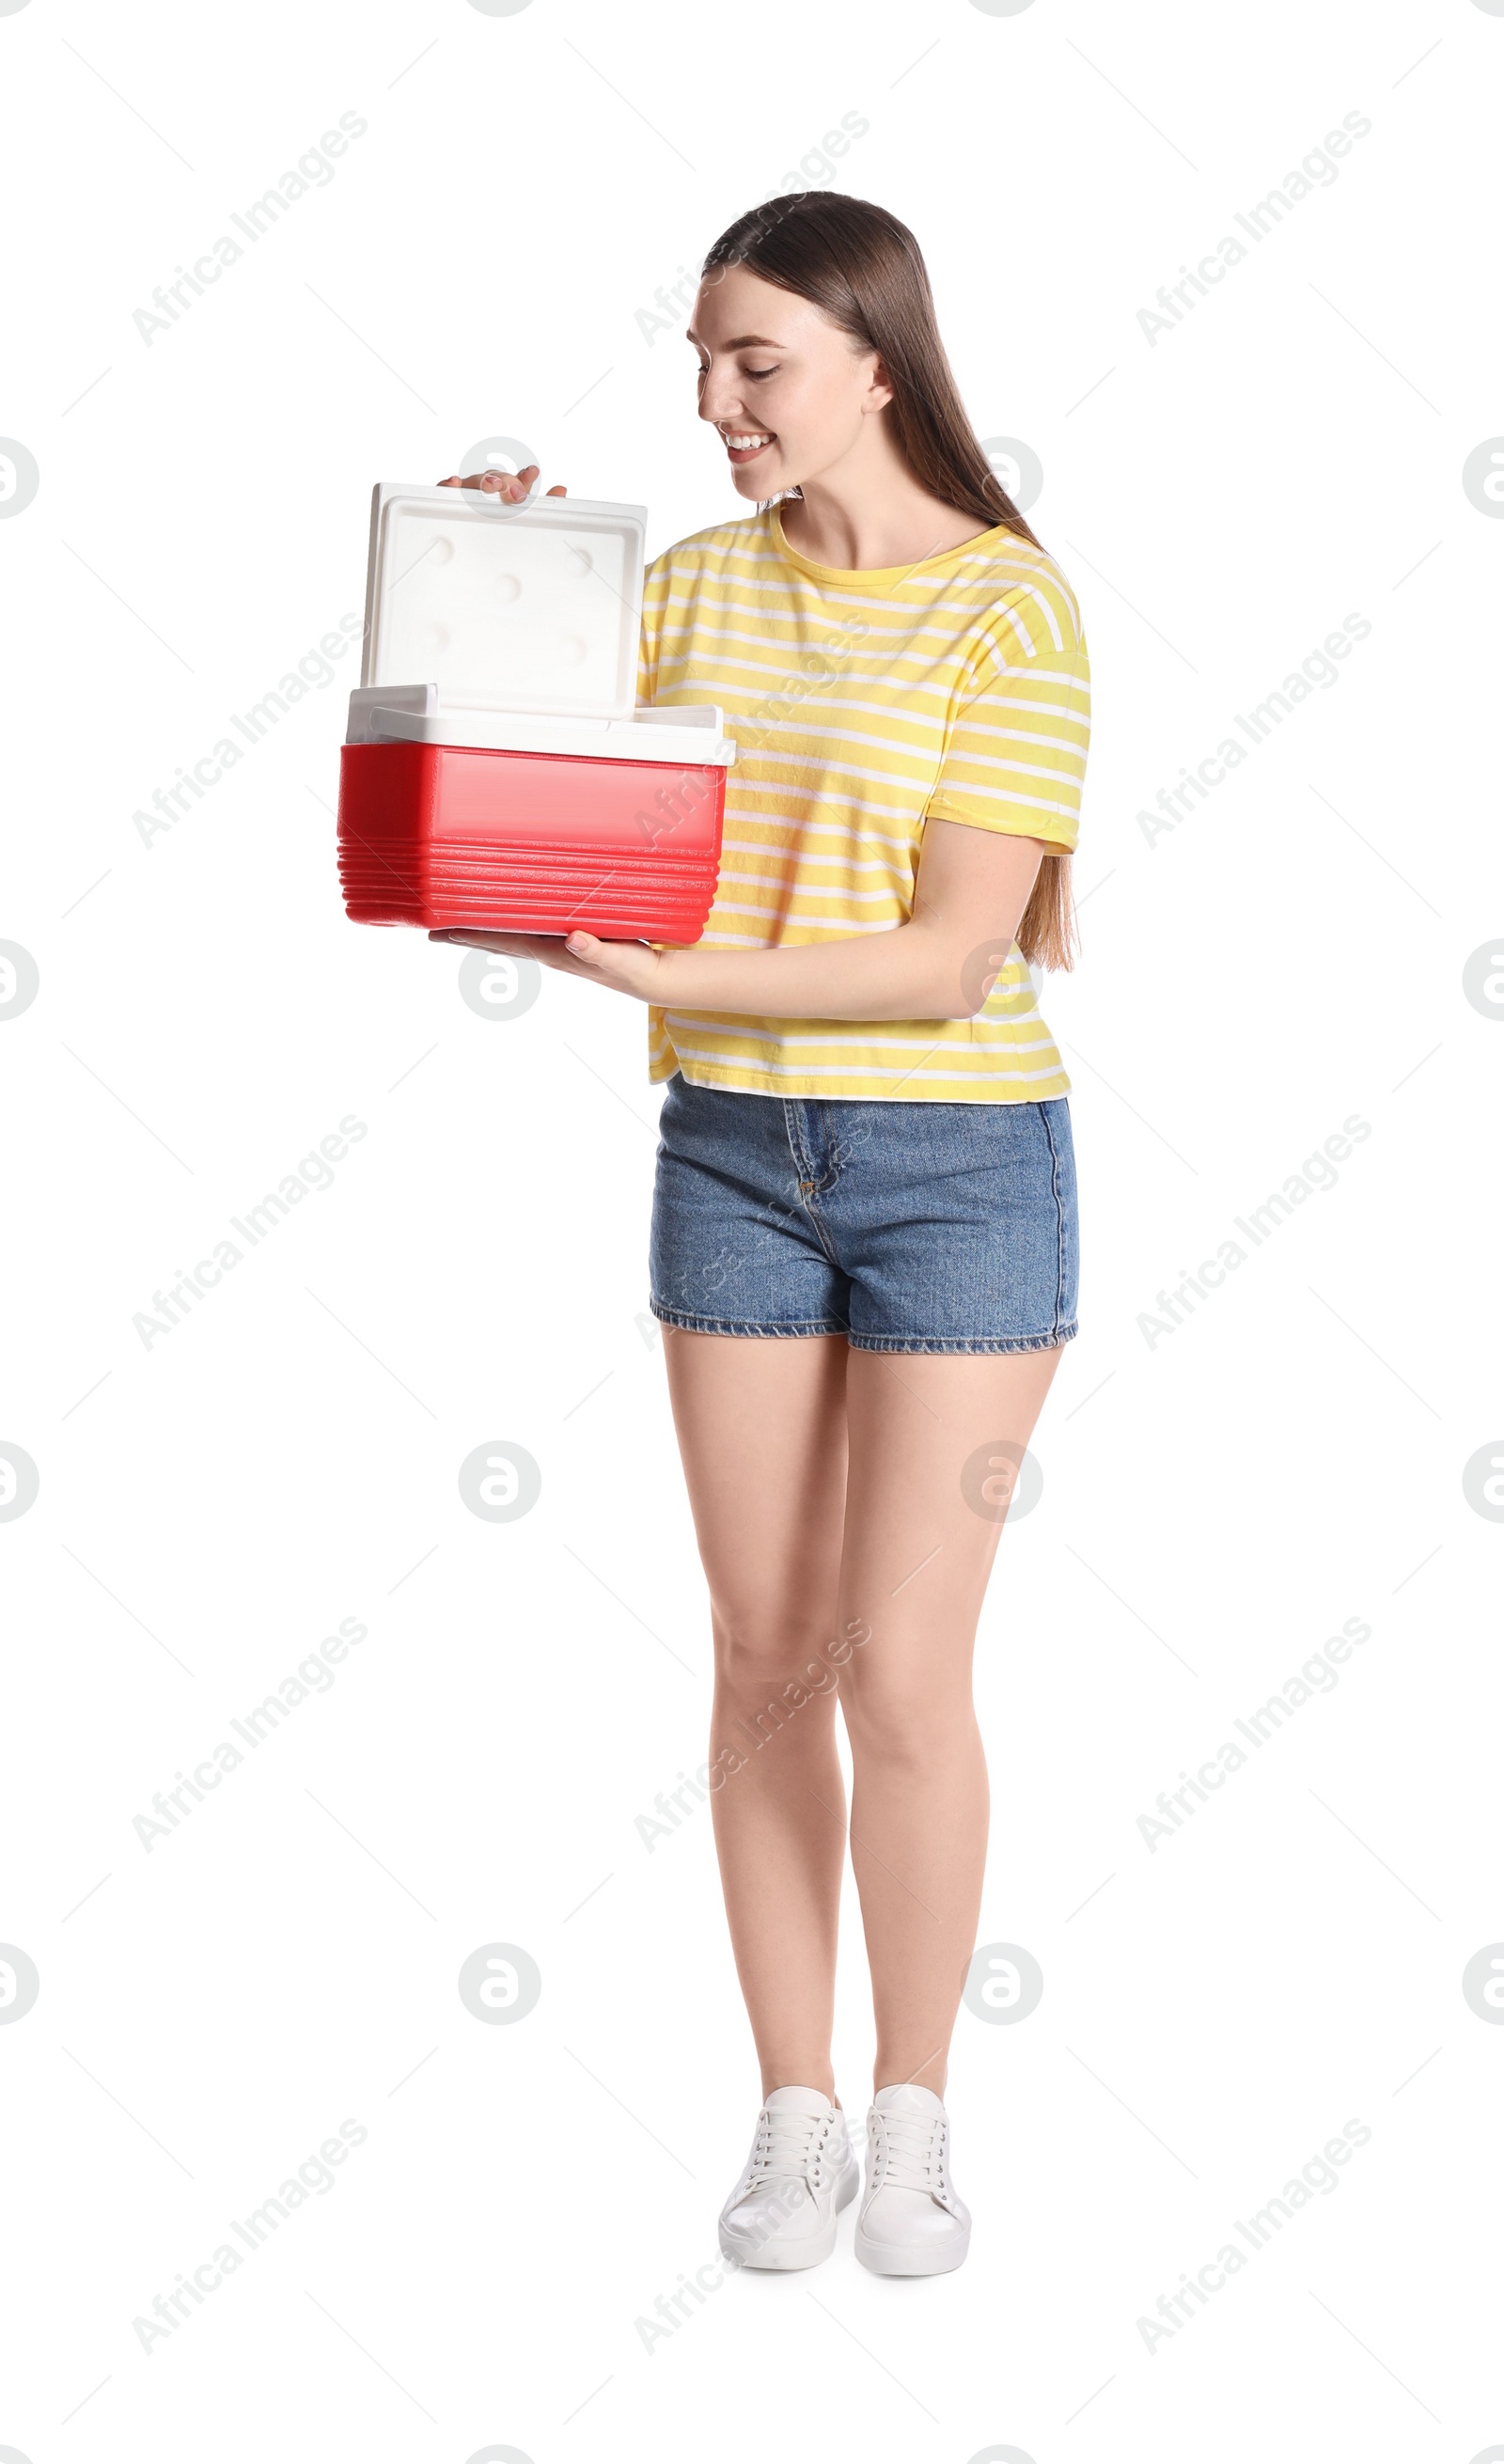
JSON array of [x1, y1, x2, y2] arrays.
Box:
[[649, 1075, 1079, 1354]]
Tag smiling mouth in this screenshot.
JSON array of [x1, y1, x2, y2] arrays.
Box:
[[723, 430, 776, 463]]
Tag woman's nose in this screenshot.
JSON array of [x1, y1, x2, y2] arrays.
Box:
[[697, 380, 744, 428]]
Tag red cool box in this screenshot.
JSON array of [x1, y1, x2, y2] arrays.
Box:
[[337, 482, 735, 939]]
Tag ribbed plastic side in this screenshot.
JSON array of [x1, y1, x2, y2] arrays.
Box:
[[337, 741, 725, 941]]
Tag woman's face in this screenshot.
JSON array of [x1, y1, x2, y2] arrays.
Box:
[[688, 260, 888, 501]]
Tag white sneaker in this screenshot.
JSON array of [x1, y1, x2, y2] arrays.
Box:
[[718, 2085, 858, 2271], [854, 2083, 971, 2275]]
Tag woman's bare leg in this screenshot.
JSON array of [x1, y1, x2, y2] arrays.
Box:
[[835, 1345, 1065, 2097], [660, 1325, 851, 2099]]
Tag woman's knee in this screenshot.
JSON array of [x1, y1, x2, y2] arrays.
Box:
[[840, 1666, 975, 1766], [713, 1611, 846, 1712]]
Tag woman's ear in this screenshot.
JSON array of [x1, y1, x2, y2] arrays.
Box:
[[865, 353, 896, 414]]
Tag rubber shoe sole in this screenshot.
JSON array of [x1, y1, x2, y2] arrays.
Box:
[[854, 2212, 971, 2276]]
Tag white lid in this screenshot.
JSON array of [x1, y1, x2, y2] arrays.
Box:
[[344, 682, 736, 765], [359, 482, 647, 722]]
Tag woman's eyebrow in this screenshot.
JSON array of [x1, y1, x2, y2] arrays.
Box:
[[684, 331, 783, 349]]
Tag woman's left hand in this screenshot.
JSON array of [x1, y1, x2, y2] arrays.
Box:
[[428, 928, 665, 1001]]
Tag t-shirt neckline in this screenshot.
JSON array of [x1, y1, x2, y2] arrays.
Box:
[[768, 501, 1014, 589]]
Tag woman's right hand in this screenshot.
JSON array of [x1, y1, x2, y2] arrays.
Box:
[[437, 463, 567, 503]]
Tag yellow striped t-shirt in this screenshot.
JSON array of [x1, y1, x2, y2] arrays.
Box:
[[637, 501, 1090, 1102]]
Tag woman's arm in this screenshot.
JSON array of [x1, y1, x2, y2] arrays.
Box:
[[431, 820, 1056, 1022]]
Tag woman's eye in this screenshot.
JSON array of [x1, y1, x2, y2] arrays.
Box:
[[745, 367, 777, 379]]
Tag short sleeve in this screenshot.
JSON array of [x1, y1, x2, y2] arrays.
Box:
[[924, 636, 1091, 855]]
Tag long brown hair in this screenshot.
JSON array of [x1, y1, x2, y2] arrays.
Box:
[[702, 192, 1077, 973]]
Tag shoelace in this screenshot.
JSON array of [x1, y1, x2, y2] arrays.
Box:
[[746, 2108, 836, 2190], [871, 2108, 947, 2196]]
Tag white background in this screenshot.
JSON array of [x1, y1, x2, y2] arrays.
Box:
[[2, 1, 1501, 2458]]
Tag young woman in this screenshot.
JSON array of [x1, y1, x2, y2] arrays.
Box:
[[435, 193, 1090, 2277]]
